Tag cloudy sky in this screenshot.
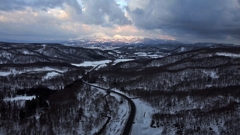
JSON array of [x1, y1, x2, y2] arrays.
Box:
[[0, 0, 240, 44]]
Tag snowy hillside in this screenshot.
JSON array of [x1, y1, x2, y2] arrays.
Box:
[[0, 42, 240, 135], [90, 46, 240, 135]]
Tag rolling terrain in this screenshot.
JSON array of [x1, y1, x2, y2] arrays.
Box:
[[0, 42, 240, 135], [91, 46, 240, 134]]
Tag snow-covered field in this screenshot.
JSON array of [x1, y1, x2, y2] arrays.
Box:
[[0, 67, 67, 77], [42, 71, 60, 79], [72, 60, 112, 67], [4, 95, 36, 101], [0, 71, 12, 76], [84, 46, 119, 50], [72, 59, 135, 68], [113, 59, 134, 65], [216, 52, 240, 58], [134, 52, 163, 58]]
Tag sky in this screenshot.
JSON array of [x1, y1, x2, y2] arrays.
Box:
[[0, 0, 240, 44]]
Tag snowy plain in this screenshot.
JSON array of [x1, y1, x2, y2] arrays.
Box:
[[0, 67, 67, 77], [4, 95, 36, 101], [71, 60, 112, 67], [42, 71, 60, 79], [216, 52, 240, 58], [71, 59, 135, 68]]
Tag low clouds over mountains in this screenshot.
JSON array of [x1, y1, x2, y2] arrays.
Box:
[[0, 0, 239, 44]]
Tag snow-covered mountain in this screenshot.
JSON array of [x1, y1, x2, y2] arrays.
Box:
[[64, 33, 180, 46]]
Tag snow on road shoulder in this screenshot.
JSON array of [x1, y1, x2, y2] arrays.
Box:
[[85, 84, 130, 135], [107, 87, 163, 135], [82, 83, 162, 135], [132, 99, 163, 135], [106, 92, 130, 135]]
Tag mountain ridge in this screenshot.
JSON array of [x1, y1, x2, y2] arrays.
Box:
[[64, 33, 181, 46]]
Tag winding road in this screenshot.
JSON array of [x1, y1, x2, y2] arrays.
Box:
[[82, 81, 136, 135], [81, 64, 136, 135]]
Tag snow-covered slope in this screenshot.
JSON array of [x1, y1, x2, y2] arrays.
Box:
[[0, 42, 116, 64]]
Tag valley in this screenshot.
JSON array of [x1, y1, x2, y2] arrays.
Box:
[[0, 42, 240, 135]]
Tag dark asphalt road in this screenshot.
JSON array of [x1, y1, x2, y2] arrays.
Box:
[[82, 81, 136, 135]]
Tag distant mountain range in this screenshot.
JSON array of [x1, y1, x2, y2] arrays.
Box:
[[63, 33, 181, 46]]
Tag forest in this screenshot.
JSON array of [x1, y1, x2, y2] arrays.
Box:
[[1, 43, 240, 134]]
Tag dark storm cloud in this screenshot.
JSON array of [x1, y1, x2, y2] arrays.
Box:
[[0, 0, 132, 42], [82, 0, 131, 26], [0, 0, 82, 13], [1, 0, 239, 44], [0, 0, 130, 26], [128, 0, 240, 40], [0, 0, 61, 11]]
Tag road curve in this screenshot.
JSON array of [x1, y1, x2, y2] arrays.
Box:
[[82, 81, 136, 135]]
